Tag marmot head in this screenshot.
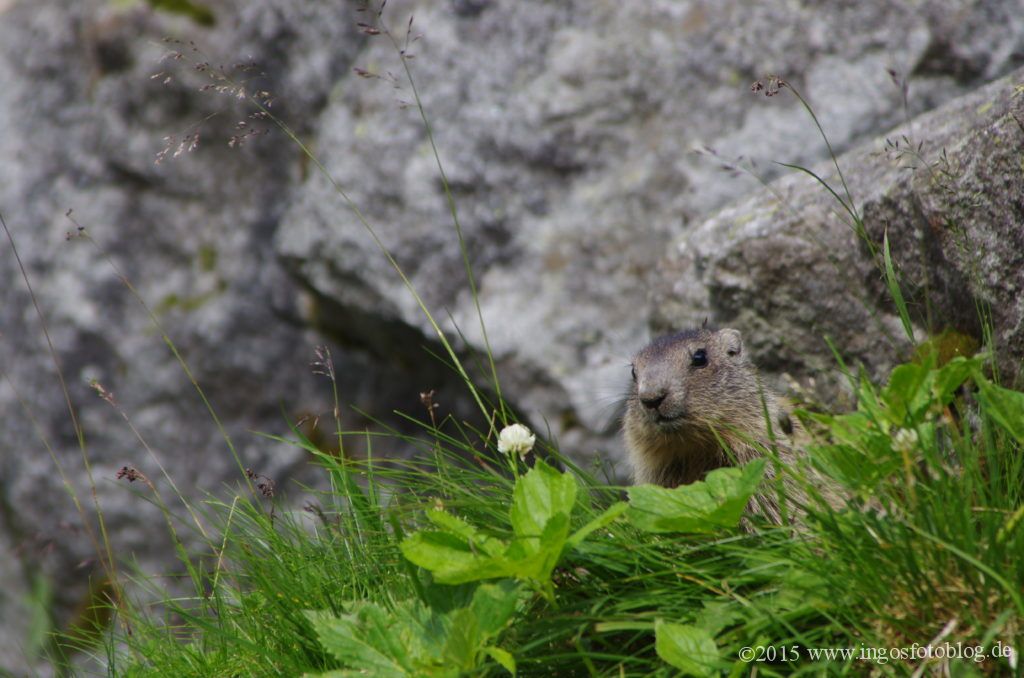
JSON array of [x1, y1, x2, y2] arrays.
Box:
[[627, 327, 757, 433]]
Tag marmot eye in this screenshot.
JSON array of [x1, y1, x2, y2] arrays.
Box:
[[630, 365, 637, 381], [691, 349, 708, 367]]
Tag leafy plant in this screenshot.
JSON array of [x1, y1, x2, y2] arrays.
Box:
[[401, 458, 627, 600], [627, 459, 766, 534], [305, 581, 520, 677], [654, 621, 719, 677]]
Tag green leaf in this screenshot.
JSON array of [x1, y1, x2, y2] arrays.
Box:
[[424, 510, 506, 558], [307, 589, 519, 678], [811, 441, 900, 492], [593, 620, 654, 633], [504, 512, 571, 581], [806, 410, 871, 447], [654, 620, 719, 677], [884, 361, 932, 422], [482, 646, 516, 675], [932, 355, 983, 403], [401, 460, 584, 592], [442, 607, 483, 670], [977, 379, 1024, 443], [509, 459, 577, 542], [503, 459, 578, 585], [146, 0, 216, 26], [400, 530, 512, 584], [855, 372, 888, 423], [442, 583, 519, 670], [567, 501, 628, 548], [693, 600, 745, 637], [421, 581, 476, 615], [627, 459, 766, 533], [470, 581, 521, 636], [306, 606, 412, 678]]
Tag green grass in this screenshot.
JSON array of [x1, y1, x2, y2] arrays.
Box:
[[101, 349, 1023, 676]]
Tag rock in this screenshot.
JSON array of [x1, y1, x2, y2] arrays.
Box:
[[0, 1, 433, 673], [278, 0, 1024, 462], [651, 67, 1024, 403], [0, 529, 33, 671]]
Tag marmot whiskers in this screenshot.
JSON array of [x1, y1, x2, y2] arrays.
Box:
[[623, 327, 800, 523]]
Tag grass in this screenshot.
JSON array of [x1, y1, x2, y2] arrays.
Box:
[[100, 350, 1023, 676], [3, 5, 1022, 677]]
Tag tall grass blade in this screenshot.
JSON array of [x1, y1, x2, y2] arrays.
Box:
[[883, 229, 915, 343]]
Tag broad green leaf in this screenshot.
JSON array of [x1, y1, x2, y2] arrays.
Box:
[[806, 410, 874, 447], [422, 581, 476, 614], [400, 530, 511, 584], [509, 459, 577, 542], [483, 646, 516, 675], [470, 581, 521, 636], [932, 355, 984, 402], [442, 607, 482, 670], [977, 379, 1024, 443], [401, 460, 603, 592], [504, 512, 571, 580], [306, 590, 518, 678], [424, 510, 505, 558], [693, 600, 745, 637], [884, 362, 932, 422], [305, 607, 410, 678], [627, 459, 766, 533], [654, 620, 719, 677], [442, 583, 519, 670]]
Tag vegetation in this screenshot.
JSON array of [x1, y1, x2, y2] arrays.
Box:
[[97, 347, 1021, 676], [4, 5, 1021, 677]]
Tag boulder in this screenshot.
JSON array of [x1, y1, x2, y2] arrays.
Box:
[[651, 68, 1024, 403], [0, 1, 382, 673], [278, 0, 1024, 460]]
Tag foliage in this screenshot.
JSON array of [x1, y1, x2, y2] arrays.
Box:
[[104, 347, 1023, 675], [654, 621, 719, 677], [626, 459, 765, 534], [401, 458, 627, 599], [305, 582, 520, 677]]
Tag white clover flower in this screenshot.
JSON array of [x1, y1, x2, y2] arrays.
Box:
[[892, 427, 919, 453], [497, 423, 536, 458]]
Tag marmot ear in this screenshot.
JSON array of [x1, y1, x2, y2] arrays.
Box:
[[720, 328, 743, 358]]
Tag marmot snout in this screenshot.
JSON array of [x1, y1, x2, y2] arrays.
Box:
[[623, 327, 797, 522]]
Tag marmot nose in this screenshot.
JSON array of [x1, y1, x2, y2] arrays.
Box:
[[640, 394, 666, 411]]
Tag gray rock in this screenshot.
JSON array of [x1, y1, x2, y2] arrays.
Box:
[[0, 1, 405, 673], [0, 527, 34, 672], [652, 67, 1024, 404], [278, 0, 1024, 463]]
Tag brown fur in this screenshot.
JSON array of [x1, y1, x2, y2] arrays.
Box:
[[623, 328, 800, 523]]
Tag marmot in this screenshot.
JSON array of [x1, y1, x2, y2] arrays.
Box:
[[623, 327, 800, 523]]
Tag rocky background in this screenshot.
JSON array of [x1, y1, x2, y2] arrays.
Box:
[[1, 0, 1022, 672]]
